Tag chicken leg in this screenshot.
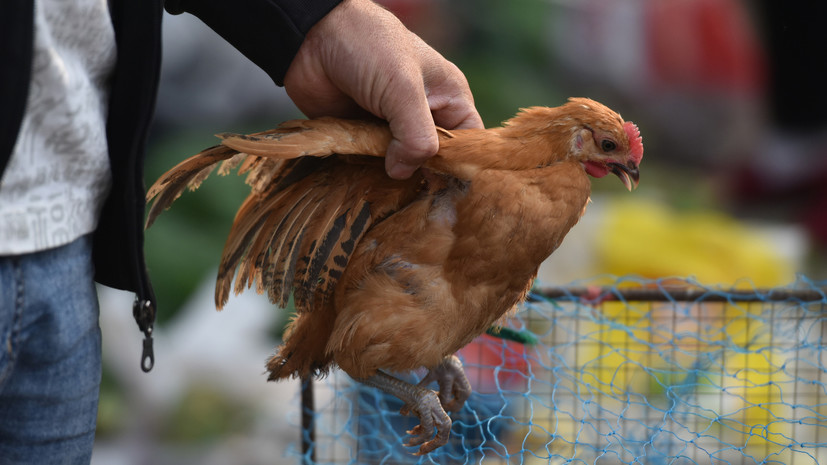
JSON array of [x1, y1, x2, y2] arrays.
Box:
[[411, 355, 471, 413], [358, 356, 471, 455]]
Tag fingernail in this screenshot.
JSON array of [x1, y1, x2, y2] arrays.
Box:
[[387, 163, 417, 180]]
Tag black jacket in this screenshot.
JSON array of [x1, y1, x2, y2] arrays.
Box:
[[0, 0, 342, 370]]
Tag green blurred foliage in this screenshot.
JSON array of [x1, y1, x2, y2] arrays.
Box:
[[95, 365, 128, 439], [162, 386, 256, 443], [448, 0, 564, 124]]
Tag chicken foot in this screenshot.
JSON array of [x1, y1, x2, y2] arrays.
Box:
[[358, 356, 471, 454], [410, 355, 471, 413], [359, 370, 452, 455]]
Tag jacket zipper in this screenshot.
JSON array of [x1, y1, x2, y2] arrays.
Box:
[[133, 296, 155, 372]]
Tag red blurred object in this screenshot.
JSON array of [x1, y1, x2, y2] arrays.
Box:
[[459, 334, 530, 394], [376, 0, 422, 23], [646, 0, 765, 94]]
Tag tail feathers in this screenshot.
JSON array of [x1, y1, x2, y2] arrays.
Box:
[[265, 351, 331, 381], [266, 313, 335, 380]]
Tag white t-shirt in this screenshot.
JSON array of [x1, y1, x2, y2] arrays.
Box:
[[0, 0, 117, 254]]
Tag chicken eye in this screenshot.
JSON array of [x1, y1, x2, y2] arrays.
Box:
[[601, 140, 617, 152]]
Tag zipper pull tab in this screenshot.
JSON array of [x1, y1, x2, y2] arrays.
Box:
[[133, 298, 156, 372], [141, 327, 155, 372]]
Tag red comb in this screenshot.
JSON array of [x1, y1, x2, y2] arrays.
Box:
[[624, 121, 643, 164]]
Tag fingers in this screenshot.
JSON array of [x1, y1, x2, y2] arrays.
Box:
[[382, 57, 481, 179], [432, 100, 484, 131], [384, 92, 440, 179], [425, 61, 484, 131], [284, 0, 481, 179]]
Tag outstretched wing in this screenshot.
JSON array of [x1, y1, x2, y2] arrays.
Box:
[[146, 119, 424, 312], [216, 154, 424, 312], [145, 125, 290, 228], [145, 144, 239, 229]]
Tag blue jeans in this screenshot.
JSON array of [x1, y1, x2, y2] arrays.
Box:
[[0, 235, 101, 464]]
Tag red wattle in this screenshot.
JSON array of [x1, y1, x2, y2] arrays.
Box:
[[584, 161, 609, 178]]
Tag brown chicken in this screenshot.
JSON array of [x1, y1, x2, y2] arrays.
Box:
[[145, 97, 643, 454]]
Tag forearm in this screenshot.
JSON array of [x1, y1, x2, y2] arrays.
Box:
[[164, 0, 342, 85]]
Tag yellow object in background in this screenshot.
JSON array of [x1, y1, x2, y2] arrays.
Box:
[[595, 198, 797, 287]]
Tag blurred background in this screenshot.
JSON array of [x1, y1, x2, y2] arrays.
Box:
[[92, 0, 827, 463]]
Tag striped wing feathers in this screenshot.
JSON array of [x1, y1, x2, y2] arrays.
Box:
[[147, 117, 423, 313], [215, 156, 422, 312]]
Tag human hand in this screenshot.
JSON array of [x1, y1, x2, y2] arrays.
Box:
[[283, 0, 483, 179]]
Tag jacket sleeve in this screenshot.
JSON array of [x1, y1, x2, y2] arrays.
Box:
[[164, 0, 343, 86]]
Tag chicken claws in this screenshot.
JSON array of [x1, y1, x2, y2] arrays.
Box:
[[402, 390, 452, 455], [359, 371, 453, 455], [416, 355, 472, 412]]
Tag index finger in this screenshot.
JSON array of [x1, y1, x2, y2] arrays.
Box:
[[424, 60, 483, 131], [383, 90, 440, 179]]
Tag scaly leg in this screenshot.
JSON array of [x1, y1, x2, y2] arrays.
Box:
[[411, 355, 472, 413], [359, 371, 452, 455]]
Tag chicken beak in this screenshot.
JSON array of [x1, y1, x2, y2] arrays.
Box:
[[608, 162, 640, 191]]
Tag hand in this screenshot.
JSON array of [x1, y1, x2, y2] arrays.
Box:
[[283, 0, 483, 179]]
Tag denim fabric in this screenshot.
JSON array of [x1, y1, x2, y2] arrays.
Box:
[[0, 234, 101, 464]]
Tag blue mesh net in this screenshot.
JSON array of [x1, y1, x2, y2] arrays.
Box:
[[290, 277, 827, 464]]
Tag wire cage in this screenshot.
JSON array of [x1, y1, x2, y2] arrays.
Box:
[[293, 277, 827, 465]]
